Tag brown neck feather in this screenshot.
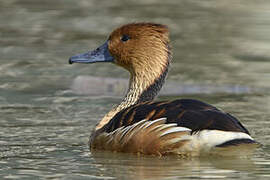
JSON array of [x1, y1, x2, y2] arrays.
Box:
[[136, 62, 169, 103]]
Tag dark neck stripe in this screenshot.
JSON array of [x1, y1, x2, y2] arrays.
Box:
[[137, 44, 171, 103]]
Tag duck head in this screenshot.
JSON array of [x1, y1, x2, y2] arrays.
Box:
[[69, 23, 171, 77]]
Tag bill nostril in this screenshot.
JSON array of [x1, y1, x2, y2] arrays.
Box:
[[69, 58, 73, 64]]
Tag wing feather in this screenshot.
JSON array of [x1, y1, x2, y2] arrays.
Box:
[[92, 118, 192, 155]]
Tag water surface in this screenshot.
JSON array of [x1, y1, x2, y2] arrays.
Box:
[[1, 0, 270, 179]]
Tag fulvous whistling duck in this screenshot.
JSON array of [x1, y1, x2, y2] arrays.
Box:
[[69, 23, 260, 156]]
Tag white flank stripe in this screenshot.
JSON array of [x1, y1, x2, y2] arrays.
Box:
[[160, 126, 191, 137], [153, 123, 177, 131], [142, 118, 166, 129]]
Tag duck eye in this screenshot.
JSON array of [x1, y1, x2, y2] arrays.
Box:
[[121, 35, 130, 42]]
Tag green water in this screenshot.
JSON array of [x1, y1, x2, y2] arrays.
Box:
[[1, 0, 270, 179]]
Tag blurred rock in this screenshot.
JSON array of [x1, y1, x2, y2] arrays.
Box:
[[70, 76, 254, 96]]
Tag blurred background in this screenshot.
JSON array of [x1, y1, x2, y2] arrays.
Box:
[[1, 0, 270, 179]]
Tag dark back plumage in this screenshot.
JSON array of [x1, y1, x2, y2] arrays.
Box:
[[101, 99, 250, 135]]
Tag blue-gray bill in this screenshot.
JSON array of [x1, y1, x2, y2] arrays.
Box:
[[69, 40, 114, 64]]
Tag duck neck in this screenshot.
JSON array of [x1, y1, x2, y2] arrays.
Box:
[[95, 47, 171, 131], [123, 67, 169, 106], [95, 64, 169, 131]]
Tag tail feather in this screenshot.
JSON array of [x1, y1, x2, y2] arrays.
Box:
[[216, 138, 260, 147]]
